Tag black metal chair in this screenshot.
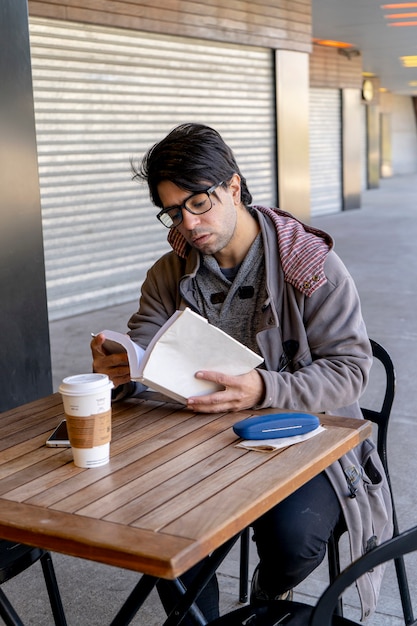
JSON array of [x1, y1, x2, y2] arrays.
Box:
[[211, 523, 417, 625], [238, 339, 414, 624], [0, 541, 67, 626]]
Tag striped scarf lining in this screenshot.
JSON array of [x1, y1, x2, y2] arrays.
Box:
[[167, 206, 332, 297]]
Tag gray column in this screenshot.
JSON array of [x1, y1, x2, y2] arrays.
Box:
[[342, 88, 362, 210], [275, 50, 310, 222], [0, 0, 52, 411], [380, 113, 393, 178], [366, 105, 380, 189]]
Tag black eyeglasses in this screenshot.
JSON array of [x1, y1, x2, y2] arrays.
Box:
[[156, 181, 224, 228]]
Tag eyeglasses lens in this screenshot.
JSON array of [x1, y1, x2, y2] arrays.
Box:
[[158, 191, 212, 228], [185, 192, 211, 214]]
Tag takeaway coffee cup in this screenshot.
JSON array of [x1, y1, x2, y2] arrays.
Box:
[[59, 373, 113, 468]]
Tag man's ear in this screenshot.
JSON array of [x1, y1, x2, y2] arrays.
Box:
[[229, 173, 242, 205]]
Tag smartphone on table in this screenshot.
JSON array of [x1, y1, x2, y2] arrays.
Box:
[[46, 419, 70, 447]]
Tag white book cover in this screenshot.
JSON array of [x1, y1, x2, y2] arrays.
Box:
[[99, 308, 263, 404]]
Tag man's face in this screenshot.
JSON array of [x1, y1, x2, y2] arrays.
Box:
[[157, 175, 241, 258]]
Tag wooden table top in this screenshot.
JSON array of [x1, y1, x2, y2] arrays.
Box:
[[0, 392, 372, 579]]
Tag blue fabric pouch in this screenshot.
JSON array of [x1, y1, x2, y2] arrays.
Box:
[[233, 412, 320, 440]]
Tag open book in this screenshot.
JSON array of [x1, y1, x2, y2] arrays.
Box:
[[98, 307, 264, 404]]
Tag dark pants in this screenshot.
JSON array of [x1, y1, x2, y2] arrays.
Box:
[[156, 561, 220, 624], [252, 471, 341, 595], [157, 472, 341, 622]]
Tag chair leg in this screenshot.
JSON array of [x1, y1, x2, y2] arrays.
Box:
[[0, 587, 25, 626], [388, 507, 415, 626], [40, 552, 67, 626], [327, 534, 343, 617], [394, 555, 415, 625], [239, 527, 250, 603]]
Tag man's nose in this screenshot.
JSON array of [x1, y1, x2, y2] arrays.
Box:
[[181, 208, 201, 229]]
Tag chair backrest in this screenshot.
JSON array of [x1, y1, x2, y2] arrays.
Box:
[[361, 339, 396, 478], [310, 524, 417, 626]]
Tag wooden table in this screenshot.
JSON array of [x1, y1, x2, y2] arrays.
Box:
[[0, 392, 372, 624]]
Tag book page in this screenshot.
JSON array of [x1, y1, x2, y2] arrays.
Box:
[[140, 308, 263, 403], [99, 330, 145, 379]]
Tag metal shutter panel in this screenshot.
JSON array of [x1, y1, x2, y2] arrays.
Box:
[[29, 18, 275, 320], [309, 88, 342, 216]]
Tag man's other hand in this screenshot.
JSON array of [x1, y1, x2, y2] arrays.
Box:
[[91, 333, 131, 388]]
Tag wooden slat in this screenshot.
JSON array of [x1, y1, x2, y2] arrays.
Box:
[[68, 432, 243, 518], [106, 444, 272, 527]]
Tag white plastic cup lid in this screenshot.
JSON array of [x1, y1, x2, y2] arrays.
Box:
[[59, 373, 113, 396]]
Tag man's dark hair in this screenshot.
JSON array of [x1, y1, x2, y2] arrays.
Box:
[[132, 123, 252, 208]]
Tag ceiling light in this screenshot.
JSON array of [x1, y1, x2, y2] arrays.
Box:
[[313, 38, 354, 48], [400, 55, 417, 66], [381, 3, 417, 7]]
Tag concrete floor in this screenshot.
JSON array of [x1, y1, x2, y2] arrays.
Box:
[[2, 174, 417, 624]]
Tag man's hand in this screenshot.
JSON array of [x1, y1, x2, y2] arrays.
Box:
[[90, 333, 131, 388], [186, 369, 265, 413]]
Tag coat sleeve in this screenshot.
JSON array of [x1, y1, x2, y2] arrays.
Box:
[[127, 251, 183, 348], [110, 252, 182, 401], [257, 252, 372, 415]]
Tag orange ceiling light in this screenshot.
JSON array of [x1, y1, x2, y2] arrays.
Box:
[[381, 3, 417, 7], [313, 38, 354, 48]]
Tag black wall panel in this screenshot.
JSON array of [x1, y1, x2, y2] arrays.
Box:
[[0, 0, 52, 410]]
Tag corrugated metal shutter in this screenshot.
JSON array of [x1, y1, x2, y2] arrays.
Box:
[[309, 88, 342, 216], [29, 18, 276, 321]]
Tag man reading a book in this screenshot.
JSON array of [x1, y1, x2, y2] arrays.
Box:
[[91, 123, 392, 623]]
